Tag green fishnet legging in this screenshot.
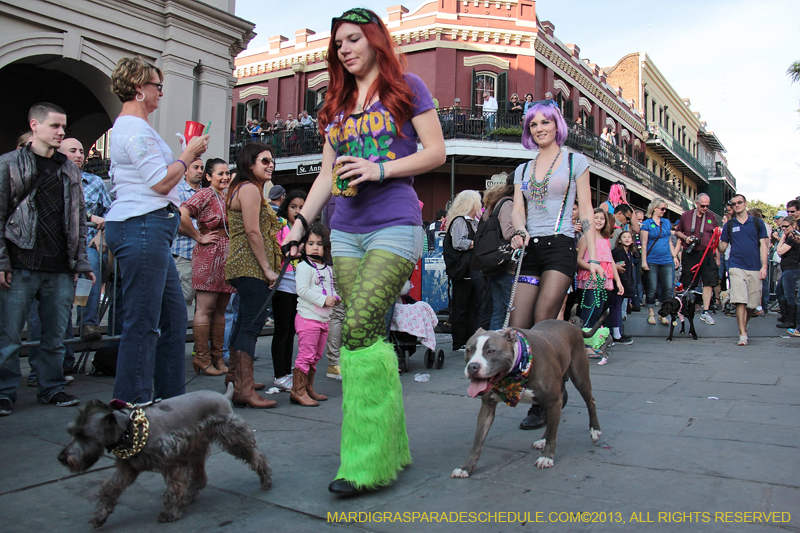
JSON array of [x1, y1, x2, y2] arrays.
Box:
[[333, 249, 415, 350]]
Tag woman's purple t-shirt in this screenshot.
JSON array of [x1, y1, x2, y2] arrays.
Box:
[[327, 73, 433, 233]]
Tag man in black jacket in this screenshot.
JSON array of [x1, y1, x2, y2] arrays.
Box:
[[0, 102, 94, 415]]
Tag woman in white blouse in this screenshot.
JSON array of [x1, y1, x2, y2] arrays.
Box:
[[105, 56, 209, 404]]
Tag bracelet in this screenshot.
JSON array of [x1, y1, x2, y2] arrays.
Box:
[[513, 229, 527, 238], [295, 212, 309, 233], [176, 159, 187, 173], [378, 162, 385, 184], [588, 260, 601, 265]]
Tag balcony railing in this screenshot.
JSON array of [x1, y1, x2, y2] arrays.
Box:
[[647, 124, 709, 182], [228, 110, 694, 211]]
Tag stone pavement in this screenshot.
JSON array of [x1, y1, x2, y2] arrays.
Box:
[[1, 311, 799, 532]]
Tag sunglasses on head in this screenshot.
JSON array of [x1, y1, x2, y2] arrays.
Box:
[[530, 99, 559, 109], [259, 157, 274, 166], [332, 8, 381, 30]]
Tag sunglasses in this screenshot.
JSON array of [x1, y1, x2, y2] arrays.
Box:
[[259, 157, 275, 166], [781, 224, 792, 229], [697, 204, 710, 208], [730, 200, 745, 206], [658, 207, 667, 211], [145, 82, 163, 92], [530, 99, 559, 109], [332, 8, 381, 30]]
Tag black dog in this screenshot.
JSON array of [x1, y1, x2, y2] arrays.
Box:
[[658, 292, 698, 341]]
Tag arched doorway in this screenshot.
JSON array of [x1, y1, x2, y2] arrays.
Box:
[[0, 55, 119, 154]]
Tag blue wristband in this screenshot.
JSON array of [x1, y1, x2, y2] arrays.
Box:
[[378, 162, 385, 184]]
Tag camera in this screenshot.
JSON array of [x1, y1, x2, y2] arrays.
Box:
[[685, 236, 699, 254]]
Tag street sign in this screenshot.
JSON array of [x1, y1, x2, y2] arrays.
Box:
[[297, 162, 322, 175]]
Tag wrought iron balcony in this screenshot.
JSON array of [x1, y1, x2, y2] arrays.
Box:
[[228, 110, 694, 211], [646, 124, 709, 184]]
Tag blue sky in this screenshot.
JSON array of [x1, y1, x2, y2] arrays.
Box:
[[235, 0, 800, 206]]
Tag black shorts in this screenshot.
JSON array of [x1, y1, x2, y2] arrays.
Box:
[[681, 251, 718, 288], [519, 234, 577, 278]]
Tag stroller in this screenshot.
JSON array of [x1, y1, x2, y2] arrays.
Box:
[[388, 284, 445, 373]]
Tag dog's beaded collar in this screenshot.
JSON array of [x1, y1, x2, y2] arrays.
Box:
[[108, 402, 150, 460], [491, 331, 533, 407]]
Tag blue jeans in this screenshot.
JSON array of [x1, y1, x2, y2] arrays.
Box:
[[645, 263, 675, 307], [105, 207, 188, 403], [781, 269, 800, 305], [27, 300, 75, 382], [489, 271, 513, 330], [228, 277, 271, 359], [631, 256, 642, 308], [223, 292, 239, 361], [0, 270, 73, 403]]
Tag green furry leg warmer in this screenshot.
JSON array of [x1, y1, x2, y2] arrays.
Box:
[[336, 340, 411, 489]]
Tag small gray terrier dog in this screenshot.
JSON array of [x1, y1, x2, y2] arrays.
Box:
[[58, 384, 271, 528]]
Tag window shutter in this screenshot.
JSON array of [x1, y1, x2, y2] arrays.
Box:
[[470, 68, 476, 110], [497, 71, 507, 110], [305, 90, 317, 116], [236, 103, 246, 136]]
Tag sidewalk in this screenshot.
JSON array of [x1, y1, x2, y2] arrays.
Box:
[[1, 314, 799, 532]]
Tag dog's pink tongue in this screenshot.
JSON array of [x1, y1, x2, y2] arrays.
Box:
[[468, 379, 492, 398]]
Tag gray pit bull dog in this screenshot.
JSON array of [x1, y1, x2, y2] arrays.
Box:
[[58, 383, 271, 527], [452, 316, 605, 478]]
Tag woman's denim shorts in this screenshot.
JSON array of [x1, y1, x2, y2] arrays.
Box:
[[331, 225, 423, 263]]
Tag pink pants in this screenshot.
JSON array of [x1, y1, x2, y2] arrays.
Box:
[[294, 315, 329, 373]]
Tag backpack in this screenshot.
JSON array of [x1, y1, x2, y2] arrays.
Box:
[[471, 198, 514, 275], [443, 216, 475, 281], [725, 216, 766, 242]]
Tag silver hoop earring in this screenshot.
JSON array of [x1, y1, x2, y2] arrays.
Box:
[[135, 92, 145, 102]]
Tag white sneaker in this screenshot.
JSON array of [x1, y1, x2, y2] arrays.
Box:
[[700, 311, 715, 325], [65, 375, 75, 385], [273, 375, 293, 391], [265, 317, 275, 327]]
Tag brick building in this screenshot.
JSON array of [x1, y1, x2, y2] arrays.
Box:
[[232, 0, 729, 220]]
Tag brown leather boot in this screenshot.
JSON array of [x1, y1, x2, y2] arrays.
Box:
[[192, 324, 224, 376], [209, 322, 228, 373], [306, 367, 327, 401], [289, 367, 318, 406], [232, 350, 276, 409], [225, 349, 265, 390]]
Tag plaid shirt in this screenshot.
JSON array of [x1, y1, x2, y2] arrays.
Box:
[[170, 179, 199, 259], [82, 171, 112, 245]]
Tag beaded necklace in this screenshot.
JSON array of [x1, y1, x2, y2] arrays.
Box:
[[580, 273, 608, 310], [306, 258, 333, 295], [528, 148, 562, 210]]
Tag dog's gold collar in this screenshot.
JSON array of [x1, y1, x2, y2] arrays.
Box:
[[111, 404, 149, 460]]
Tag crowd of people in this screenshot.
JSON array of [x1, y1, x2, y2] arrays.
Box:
[[0, 6, 793, 502]]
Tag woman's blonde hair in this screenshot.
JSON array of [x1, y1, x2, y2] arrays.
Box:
[[446, 190, 481, 231], [111, 56, 163, 103], [646, 197, 667, 218]]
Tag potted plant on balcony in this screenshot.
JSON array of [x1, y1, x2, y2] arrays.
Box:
[[492, 126, 523, 142]]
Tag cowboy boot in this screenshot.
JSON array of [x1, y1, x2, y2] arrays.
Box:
[[192, 324, 224, 376], [225, 349, 265, 390], [209, 322, 228, 373], [289, 367, 318, 407], [306, 367, 327, 401], [232, 350, 276, 408]]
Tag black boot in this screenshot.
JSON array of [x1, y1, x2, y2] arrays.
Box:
[[520, 385, 568, 430], [778, 303, 794, 329], [785, 305, 797, 330], [776, 299, 789, 327]]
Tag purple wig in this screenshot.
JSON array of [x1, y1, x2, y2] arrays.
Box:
[[521, 103, 568, 150]]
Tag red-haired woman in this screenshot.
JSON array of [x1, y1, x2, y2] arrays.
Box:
[[282, 8, 445, 495]]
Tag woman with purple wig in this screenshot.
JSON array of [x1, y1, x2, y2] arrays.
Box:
[[508, 99, 604, 430]]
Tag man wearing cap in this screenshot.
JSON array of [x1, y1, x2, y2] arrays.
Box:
[[268, 185, 285, 213], [675, 193, 719, 325]]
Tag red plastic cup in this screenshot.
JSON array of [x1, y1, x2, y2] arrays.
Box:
[[184, 121, 205, 143]]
